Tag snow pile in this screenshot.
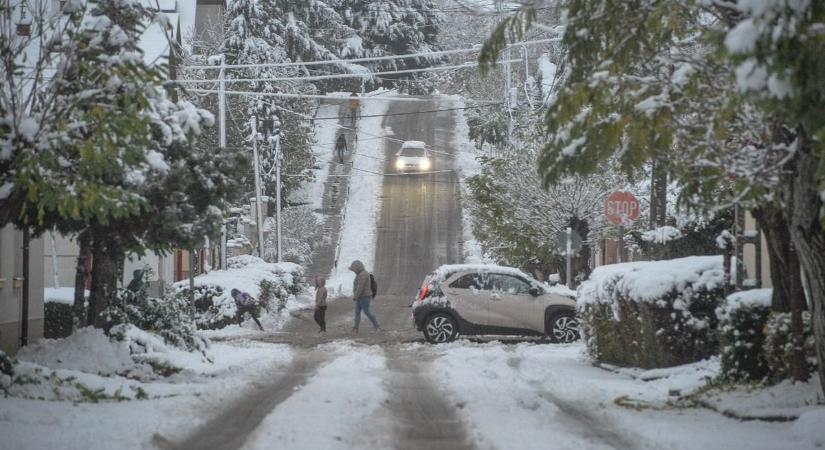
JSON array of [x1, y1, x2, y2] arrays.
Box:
[[17, 327, 134, 375], [697, 377, 824, 421], [577, 255, 725, 306], [328, 90, 391, 294], [289, 102, 341, 211]]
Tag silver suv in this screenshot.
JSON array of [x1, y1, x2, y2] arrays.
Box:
[[412, 264, 580, 343]]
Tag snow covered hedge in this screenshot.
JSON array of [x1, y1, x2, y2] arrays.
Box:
[[577, 256, 725, 368], [716, 289, 818, 383], [763, 312, 817, 383], [717, 289, 772, 381], [173, 256, 308, 329]]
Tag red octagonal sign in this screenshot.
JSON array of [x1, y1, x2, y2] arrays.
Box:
[[605, 191, 640, 225]]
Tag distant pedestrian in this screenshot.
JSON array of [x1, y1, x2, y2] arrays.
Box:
[[349, 260, 379, 333], [231, 288, 264, 331], [335, 133, 348, 164], [349, 92, 360, 126], [314, 277, 328, 333]]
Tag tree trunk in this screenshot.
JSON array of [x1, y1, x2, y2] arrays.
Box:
[[752, 204, 809, 381], [72, 231, 91, 331], [86, 234, 122, 329], [788, 132, 824, 389]]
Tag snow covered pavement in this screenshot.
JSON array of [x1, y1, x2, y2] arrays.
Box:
[[3, 336, 824, 449]]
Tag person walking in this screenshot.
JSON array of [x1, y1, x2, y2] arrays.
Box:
[[335, 133, 348, 164], [349, 260, 379, 333], [314, 277, 328, 333], [231, 288, 264, 331], [348, 91, 360, 126]]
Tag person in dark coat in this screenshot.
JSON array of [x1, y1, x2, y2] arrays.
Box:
[[231, 288, 264, 331], [335, 133, 348, 164], [314, 277, 328, 333]]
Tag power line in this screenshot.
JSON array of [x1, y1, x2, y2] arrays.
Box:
[[180, 37, 559, 71], [175, 59, 523, 84], [310, 103, 503, 120]]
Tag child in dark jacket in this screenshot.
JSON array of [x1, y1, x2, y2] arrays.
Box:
[[231, 288, 264, 331]]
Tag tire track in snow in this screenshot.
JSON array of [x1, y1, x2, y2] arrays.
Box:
[[385, 346, 475, 450], [165, 350, 329, 450]]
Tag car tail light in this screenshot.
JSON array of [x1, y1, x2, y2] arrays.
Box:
[[418, 285, 430, 300]]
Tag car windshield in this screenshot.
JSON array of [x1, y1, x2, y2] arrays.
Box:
[[400, 148, 427, 157]]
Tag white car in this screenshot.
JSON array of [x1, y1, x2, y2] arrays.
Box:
[[394, 141, 432, 173], [412, 264, 580, 344]]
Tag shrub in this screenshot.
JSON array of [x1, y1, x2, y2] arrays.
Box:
[[0, 350, 14, 390], [717, 289, 772, 382], [577, 256, 725, 368], [763, 311, 817, 383], [103, 287, 209, 354], [44, 302, 74, 339]]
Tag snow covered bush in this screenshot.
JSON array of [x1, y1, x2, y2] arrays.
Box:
[[0, 350, 14, 390], [103, 292, 209, 356], [174, 256, 307, 330], [577, 256, 725, 368], [763, 312, 817, 384], [717, 289, 772, 382], [44, 302, 74, 339]]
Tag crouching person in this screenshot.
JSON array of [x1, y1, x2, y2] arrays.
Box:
[[231, 288, 264, 331]]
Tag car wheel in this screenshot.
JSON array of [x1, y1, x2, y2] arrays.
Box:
[[548, 312, 580, 343], [423, 313, 458, 343]]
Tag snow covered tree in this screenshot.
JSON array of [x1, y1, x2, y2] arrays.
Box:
[[480, 0, 822, 387], [1, 0, 244, 328]]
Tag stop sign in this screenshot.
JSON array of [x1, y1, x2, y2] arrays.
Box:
[[605, 191, 640, 225]]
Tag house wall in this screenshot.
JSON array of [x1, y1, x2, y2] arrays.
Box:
[[0, 226, 45, 354]]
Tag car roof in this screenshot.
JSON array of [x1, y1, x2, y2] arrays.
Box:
[[432, 264, 533, 281], [401, 140, 426, 149]]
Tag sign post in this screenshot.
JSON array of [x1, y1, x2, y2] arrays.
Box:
[[605, 191, 640, 263], [555, 228, 583, 287], [565, 227, 573, 289]]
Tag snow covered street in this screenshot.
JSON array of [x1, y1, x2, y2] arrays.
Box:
[[5, 334, 823, 450]]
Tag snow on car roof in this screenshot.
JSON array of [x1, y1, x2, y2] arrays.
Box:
[[432, 263, 532, 281], [401, 140, 426, 149]]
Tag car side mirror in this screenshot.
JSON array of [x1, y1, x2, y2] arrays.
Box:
[[528, 287, 542, 297]]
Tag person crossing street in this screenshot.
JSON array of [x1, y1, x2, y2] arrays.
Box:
[[349, 260, 379, 333]]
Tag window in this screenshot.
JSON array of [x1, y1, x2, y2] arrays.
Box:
[[449, 273, 486, 290], [490, 274, 532, 295], [400, 147, 427, 157]]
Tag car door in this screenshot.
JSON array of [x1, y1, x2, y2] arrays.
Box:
[[487, 274, 534, 330], [442, 272, 491, 326]]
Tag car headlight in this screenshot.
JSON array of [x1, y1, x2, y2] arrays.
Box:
[[420, 158, 431, 171], [395, 159, 405, 170]]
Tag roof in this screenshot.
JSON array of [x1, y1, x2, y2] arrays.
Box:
[[432, 264, 532, 281], [401, 140, 426, 149]]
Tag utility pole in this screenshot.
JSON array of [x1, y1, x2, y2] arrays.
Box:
[[273, 121, 283, 263], [251, 118, 265, 259], [218, 55, 228, 270]]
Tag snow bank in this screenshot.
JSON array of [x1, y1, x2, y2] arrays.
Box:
[[17, 327, 134, 375], [577, 255, 725, 306], [328, 91, 391, 294], [444, 94, 489, 264], [289, 102, 341, 211]]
